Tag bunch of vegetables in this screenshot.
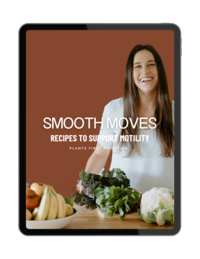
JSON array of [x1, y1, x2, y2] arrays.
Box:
[[79, 168, 131, 197], [72, 168, 141, 219]]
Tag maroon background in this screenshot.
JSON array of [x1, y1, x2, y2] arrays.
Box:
[[26, 30, 174, 198]]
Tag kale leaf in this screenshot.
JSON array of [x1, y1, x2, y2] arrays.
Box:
[[79, 168, 130, 197], [72, 191, 97, 210]]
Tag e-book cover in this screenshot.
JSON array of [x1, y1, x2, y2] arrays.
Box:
[[23, 27, 177, 231]]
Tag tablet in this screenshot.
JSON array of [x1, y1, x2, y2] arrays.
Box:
[[19, 23, 181, 235]]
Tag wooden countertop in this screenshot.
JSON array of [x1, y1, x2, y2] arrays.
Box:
[[64, 204, 174, 229]]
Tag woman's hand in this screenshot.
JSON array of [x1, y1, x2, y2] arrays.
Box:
[[76, 180, 85, 193], [76, 141, 110, 194], [76, 167, 105, 193]]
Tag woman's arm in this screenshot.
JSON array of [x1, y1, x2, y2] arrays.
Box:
[[76, 142, 111, 192], [85, 142, 111, 174]]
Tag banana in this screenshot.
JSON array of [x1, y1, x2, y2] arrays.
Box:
[[34, 185, 50, 220], [52, 187, 66, 219], [32, 207, 39, 219], [47, 186, 58, 220]]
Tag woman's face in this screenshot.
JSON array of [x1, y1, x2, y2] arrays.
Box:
[[133, 49, 158, 93]]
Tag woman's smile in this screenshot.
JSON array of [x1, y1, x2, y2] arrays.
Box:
[[139, 77, 154, 83]]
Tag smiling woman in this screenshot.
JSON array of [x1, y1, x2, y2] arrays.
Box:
[[82, 44, 174, 193], [120, 45, 174, 157]]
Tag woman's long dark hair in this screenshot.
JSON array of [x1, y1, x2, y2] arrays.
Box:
[[119, 44, 174, 157]]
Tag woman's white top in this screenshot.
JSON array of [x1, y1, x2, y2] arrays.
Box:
[[98, 97, 174, 193]]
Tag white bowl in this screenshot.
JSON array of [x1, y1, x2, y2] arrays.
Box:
[[26, 208, 77, 229]]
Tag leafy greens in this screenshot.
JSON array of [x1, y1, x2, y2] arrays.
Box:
[[79, 168, 130, 197], [72, 168, 141, 218], [94, 185, 141, 220]]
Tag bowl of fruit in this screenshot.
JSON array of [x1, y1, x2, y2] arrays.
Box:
[[26, 183, 77, 229]]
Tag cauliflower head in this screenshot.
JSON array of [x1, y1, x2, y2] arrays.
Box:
[[138, 187, 174, 226]]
